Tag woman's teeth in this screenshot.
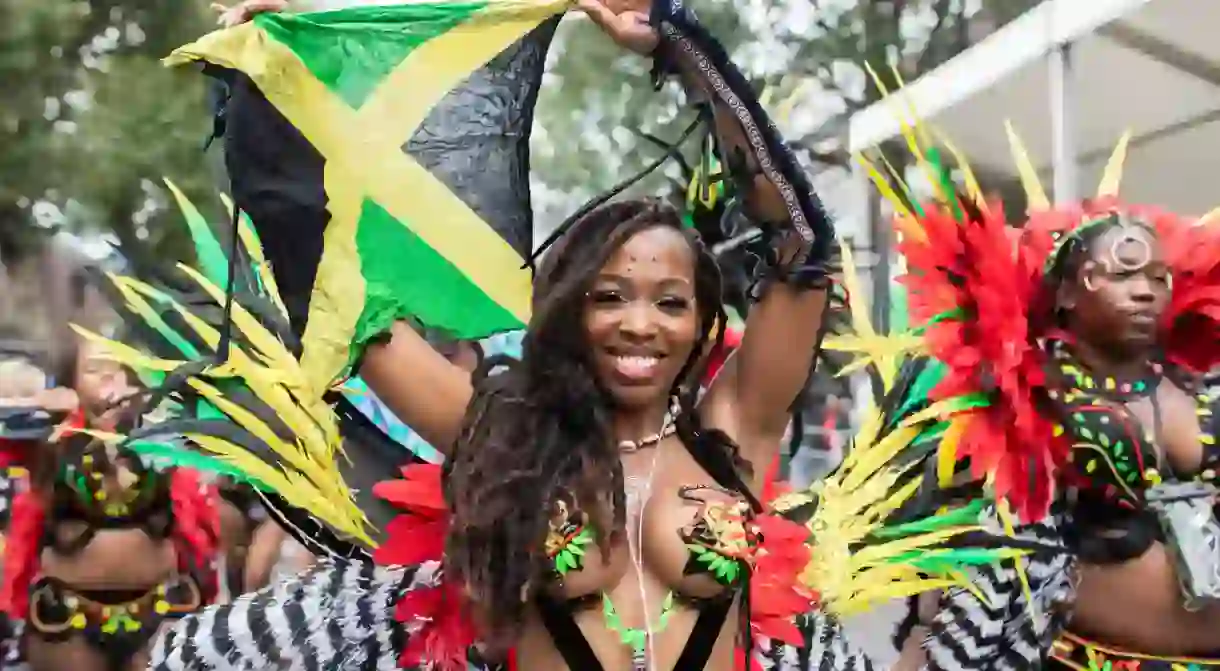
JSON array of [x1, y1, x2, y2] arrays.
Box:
[[615, 355, 659, 378]]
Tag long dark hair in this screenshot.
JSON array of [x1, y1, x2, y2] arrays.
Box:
[[441, 198, 757, 647]]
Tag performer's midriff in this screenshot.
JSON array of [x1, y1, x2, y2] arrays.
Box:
[[1055, 373, 1220, 665], [1073, 543, 1220, 654], [39, 527, 176, 589]]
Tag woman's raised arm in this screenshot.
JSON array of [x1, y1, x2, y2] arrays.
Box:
[[358, 322, 473, 455], [578, 0, 835, 470]]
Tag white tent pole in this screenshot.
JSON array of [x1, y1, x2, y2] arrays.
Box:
[[1049, 41, 1079, 203]]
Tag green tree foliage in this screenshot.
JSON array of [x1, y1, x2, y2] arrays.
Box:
[[1, 0, 216, 266], [531, 0, 1039, 225]]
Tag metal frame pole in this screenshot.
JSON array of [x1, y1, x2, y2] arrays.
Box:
[[1049, 41, 1079, 204], [854, 162, 888, 336]]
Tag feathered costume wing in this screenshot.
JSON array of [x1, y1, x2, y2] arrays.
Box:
[[69, 5, 1060, 670]]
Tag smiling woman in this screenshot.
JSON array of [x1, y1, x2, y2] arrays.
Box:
[[584, 225, 702, 405]]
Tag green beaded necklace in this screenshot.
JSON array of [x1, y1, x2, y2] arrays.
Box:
[[602, 591, 676, 669]]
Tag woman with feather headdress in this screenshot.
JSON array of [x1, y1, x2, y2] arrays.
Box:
[[842, 87, 1220, 667]]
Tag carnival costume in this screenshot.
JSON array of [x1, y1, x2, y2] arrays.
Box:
[[836, 80, 1220, 669], [69, 3, 1058, 670], [0, 406, 220, 669], [0, 187, 228, 671]]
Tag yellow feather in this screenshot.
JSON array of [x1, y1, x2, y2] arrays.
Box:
[[838, 241, 875, 338], [71, 326, 183, 373], [1097, 130, 1132, 199], [899, 396, 974, 427], [937, 416, 966, 487], [863, 62, 952, 207], [888, 63, 936, 153], [931, 128, 990, 215], [800, 388, 1013, 616], [167, 265, 339, 449], [176, 264, 296, 374], [1003, 121, 1050, 209], [877, 151, 921, 214], [185, 379, 364, 538], [119, 278, 339, 453], [836, 405, 883, 474], [1196, 207, 1220, 227], [187, 434, 371, 544], [186, 378, 327, 482], [855, 153, 914, 221], [841, 426, 919, 493]]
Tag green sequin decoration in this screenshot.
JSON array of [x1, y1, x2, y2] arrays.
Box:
[[100, 611, 142, 635], [603, 592, 675, 657], [687, 544, 742, 584], [552, 526, 593, 575]]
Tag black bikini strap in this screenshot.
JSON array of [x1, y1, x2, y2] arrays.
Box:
[[534, 592, 603, 670], [535, 590, 737, 669], [672, 593, 735, 669], [1150, 392, 1169, 475]]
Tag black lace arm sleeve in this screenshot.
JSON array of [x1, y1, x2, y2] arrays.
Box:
[[649, 0, 836, 291]]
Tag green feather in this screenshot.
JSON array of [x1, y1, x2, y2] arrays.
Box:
[[894, 359, 948, 419], [871, 499, 985, 539], [164, 177, 228, 288], [127, 439, 268, 489], [926, 146, 963, 222]]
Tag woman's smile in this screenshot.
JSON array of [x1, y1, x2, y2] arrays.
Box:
[[608, 352, 664, 383]]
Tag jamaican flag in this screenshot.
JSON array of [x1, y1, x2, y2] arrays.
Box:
[[168, 1, 564, 394]]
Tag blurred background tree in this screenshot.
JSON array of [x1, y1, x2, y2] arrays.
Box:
[[1, 0, 1039, 258], [531, 0, 1040, 225], [0, 0, 216, 270]]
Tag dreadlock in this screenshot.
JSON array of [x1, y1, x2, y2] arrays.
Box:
[[440, 198, 756, 649]]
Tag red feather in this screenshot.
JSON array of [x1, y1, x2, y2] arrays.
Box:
[[0, 487, 42, 618], [899, 202, 1066, 521], [169, 468, 221, 603], [1154, 208, 1220, 372], [898, 196, 1220, 521], [373, 463, 483, 670], [372, 463, 450, 567], [749, 511, 817, 650], [395, 581, 478, 671]]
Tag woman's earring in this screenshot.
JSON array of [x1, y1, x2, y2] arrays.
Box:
[[1081, 262, 1100, 293]]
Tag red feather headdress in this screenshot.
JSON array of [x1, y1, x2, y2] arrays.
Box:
[[862, 124, 1220, 523]]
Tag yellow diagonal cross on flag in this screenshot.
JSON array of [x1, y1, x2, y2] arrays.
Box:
[[168, 0, 566, 390]]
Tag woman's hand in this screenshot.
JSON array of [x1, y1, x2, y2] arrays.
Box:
[[33, 387, 79, 414], [212, 0, 289, 28], [576, 0, 659, 56]]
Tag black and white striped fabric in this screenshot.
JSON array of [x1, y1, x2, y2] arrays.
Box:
[[150, 557, 420, 671], [922, 516, 1075, 671], [754, 613, 877, 670], [151, 556, 888, 671]]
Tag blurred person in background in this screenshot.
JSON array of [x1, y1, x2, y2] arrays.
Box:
[[0, 334, 222, 671]]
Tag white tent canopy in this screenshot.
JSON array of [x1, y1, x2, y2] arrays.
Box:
[[848, 0, 1220, 215]]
